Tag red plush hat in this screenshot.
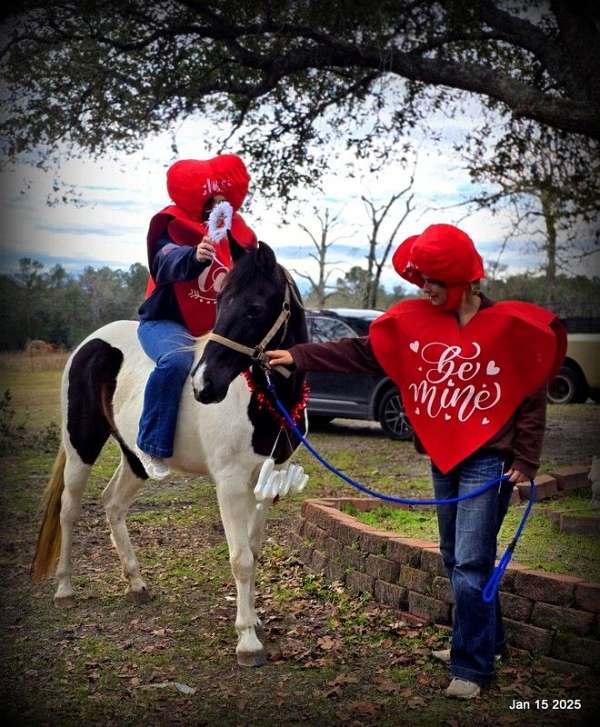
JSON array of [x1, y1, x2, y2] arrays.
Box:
[[393, 224, 485, 287], [166, 154, 251, 218]]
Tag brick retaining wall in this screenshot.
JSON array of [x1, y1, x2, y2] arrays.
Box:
[[289, 466, 599, 675]]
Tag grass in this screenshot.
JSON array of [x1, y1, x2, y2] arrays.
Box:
[[0, 351, 66, 433], [347, 490, 600, 581], [0, 368, 63, 428], [1, 459, 598, 725], [0, 350, 70, 372], [0, 349, 598, 725]]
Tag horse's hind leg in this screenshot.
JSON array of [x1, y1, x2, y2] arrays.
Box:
[[102, 455, 149, 603], [53, 335, 119, 605], [216, 468, 266, 667], [54, 449, 92, 608]]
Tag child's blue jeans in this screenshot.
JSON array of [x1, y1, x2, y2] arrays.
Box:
[[432, 452, 513, 685], [136, 319, 194, 458]]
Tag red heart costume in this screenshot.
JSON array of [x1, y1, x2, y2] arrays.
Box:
[[144, 155, 257, 336], [369, 225, 566, 473]]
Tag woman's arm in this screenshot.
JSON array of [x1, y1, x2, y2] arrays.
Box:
[[506, 384, 547, 482], [267, 337, 384, 375]]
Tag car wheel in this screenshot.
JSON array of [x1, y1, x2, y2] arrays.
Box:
[[547, 365, 588, 405], [378, 388, 413, 440]]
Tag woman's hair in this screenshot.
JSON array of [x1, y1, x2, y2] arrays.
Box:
[[470, 280, 481, 295]]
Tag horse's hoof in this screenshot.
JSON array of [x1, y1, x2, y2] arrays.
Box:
[[126, 588, 151, 604], [236, 649, 267, 667], [54, 595, 76, 609]]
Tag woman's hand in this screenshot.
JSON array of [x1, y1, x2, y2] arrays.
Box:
[[505, 468, 529, 483], [196, 236, 216, 262], [266, 350, 294, 368]]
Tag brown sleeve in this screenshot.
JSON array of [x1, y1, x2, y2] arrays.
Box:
[[510, 384, 547, 479], [288, 336, 384, 375]]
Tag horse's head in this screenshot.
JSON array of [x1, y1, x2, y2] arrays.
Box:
[[192, 235, 306, 404]]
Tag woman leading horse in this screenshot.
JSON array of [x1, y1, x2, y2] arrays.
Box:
[[267, 224, 566, 699]]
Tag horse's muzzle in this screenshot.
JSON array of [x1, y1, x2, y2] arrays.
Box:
[[194, 379, 226, 404]]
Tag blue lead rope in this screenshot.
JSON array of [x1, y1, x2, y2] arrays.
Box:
[[481, 484, 535, 603], [264, 376, 536, 603]]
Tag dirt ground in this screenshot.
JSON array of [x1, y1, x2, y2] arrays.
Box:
[[0, 403, 599, 726]]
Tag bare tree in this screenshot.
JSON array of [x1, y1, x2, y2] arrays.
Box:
[[291, 207, 346, 307], [361, 162, 416, 308], [454, 121, 600, 304]]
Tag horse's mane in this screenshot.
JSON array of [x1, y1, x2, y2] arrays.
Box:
[[186, 244, 287, 351]]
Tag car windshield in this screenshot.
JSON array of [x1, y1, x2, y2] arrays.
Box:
[[309, 316, 358, 342], [338, 316, 371, 336]]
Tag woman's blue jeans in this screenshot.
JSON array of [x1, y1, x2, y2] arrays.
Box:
[[432, 452, 513, 685], [137, 319, 194, 458]]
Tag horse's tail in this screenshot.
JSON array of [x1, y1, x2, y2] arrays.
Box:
[[31, 444, 66, 582]]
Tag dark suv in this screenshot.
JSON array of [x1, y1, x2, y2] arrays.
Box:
[[305, 308, 413, 440]]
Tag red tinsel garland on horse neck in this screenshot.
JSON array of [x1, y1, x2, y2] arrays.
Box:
[[243, 371, 310, 429]]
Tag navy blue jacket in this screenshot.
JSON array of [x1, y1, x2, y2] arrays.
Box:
[[138, 233, 209, 325]]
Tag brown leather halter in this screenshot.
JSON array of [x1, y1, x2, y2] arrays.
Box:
[[192, 270, 301, 379]]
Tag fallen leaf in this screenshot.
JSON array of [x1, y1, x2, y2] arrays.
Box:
[[347, 701, 379, 717], [328, 673, 359, 686], [373, 677, 402, 694], [317, 635, 341, 651]]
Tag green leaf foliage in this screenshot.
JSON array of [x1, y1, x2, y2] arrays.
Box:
[[0, 258, 149, 350], [1, 1, 599, 198]]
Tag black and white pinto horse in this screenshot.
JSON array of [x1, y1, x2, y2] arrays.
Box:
[[32, 238, 308, 666]]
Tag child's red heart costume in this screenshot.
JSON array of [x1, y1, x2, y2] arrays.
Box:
[[144, 155, 257, 336]]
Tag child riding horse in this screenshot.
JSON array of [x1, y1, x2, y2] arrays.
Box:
[[32, 239, 308, 667], [136, 154, 257, 479]]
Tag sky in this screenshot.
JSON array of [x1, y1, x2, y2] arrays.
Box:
[[0, 101, 585, 296]]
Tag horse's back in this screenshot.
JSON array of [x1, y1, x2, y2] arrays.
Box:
[[69, 320, 140, 360], [61, 322, 150, 454], [62, 320, 237, 475], [63, 320, 141, 396]]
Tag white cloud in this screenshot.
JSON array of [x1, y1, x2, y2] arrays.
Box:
[[1, 106, 590, 289]]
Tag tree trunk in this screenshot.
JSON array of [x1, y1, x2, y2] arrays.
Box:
[[540, 189, 558, 306], [363, 237, 377, 308], [317, 238, 327, 307]]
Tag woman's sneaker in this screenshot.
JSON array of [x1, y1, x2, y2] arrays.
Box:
[[135, 446, 170, 480], [445, 678, 481, 699]]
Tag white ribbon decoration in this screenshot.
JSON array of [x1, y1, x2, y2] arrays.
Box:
[[207, 200, 234, 241], [254, 457, 309, 506]]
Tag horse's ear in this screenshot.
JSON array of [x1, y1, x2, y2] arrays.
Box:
[[255, 240, 277, 272], [227, 230, 248, 264]]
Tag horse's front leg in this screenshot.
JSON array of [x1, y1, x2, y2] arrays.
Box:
[[247, 493, 272, 642], [216, 470, 266, 667]]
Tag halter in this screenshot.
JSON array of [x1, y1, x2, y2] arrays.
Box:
[[191, 269, 296, 380]]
